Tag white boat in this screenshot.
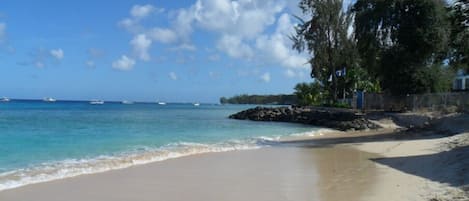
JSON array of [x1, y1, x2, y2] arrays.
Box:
[[0, 97, 10, 102], [158, 102, 166, 105], [193, 102, 200, 106], [90, 100, 104, 105], [43, 97, 56, 102], [122, 100, 134, 104]]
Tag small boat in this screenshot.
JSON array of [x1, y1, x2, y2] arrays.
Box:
[[193, 102, 200, 106], [43, 97, 56, 102], [90, 100, 104, 105], [122, 100, 134, 105], [0, 97, 10, 102], [158, 101, 166, 105]]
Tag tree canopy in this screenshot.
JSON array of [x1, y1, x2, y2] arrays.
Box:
[[448, 0, 469, 71], [220, 94, 297, 105], [353, 0, 451, 95], [292, 0, 355, 103]]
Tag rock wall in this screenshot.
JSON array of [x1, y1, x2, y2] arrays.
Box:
[[229, 106, 380, 131]]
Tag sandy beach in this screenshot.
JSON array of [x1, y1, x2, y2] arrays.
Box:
[[1, 114, 468, 201]]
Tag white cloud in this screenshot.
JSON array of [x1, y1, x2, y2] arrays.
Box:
[[118, 18, 143, 34], [285, 69, 296, 78], [193, 0, 284, 39], [169, 72, 178, 80], [173, 7, 196, 41], [88, 48, 104, 58], [119, 5, 163, 34], [170, 43, 196, 51], [260, 72, 271, 83], [130, 34, 152, 61], [185, 0, 307, 69], [193, 0, 236, 32], [209, 71, 216, 78], [208, 54, 220, 61], [285, 69, 307, 78], [86, 60, 96, 68], [50, 49, 64, 60], [217, 35, 253, 59], [112, 55, 136, 71], [35, 61, 44, 68], [116, 0, 308, 76], [23, 48, 66, 68], [0, 22, 6, 42], [187, 0, 286, 60], [131, 4, 156, 19], [255, 14, 308, 69], [85, 48, 103, 69], [148, 28, 178, 44]]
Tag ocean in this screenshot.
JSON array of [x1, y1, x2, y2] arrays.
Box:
[[0, 100, 318, 190]]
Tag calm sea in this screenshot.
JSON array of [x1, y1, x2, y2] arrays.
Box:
[[0, 100, 318, 190]]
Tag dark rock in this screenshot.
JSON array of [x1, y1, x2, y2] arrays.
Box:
[[229, 106, 380, 131]]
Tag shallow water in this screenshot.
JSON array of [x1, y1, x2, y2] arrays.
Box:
[[0, 100, 317, 190]]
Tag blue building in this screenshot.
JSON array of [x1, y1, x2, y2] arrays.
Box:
[[453, 70, 469, 91]]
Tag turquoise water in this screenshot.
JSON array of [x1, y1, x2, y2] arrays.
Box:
[[0, 100, 317, 190]]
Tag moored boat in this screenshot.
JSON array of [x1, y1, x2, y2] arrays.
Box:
[[0, 97, 10, 102], [43, 97, 56, 102], [90, 100, 104, 105], [122, 100, 134, 104]]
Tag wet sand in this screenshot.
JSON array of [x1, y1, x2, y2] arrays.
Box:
[[0, 145, 379, 201], [0, 147, 319, 201]]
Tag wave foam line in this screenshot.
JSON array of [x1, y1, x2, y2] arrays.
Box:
[[0, 140, 261, 191], [0, 128, 328, 191]]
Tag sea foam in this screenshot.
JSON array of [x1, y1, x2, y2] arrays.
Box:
[[0, 129, 328, 191], [0, 139, 261, 191]]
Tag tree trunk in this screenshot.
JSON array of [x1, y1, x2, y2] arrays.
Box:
[[327, 25, 338, 103]]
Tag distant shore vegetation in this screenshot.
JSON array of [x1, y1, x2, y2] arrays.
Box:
[[220, 94, 297, 105]]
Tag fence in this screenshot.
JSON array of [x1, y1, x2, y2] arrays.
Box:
[[363, 92, 469, 112]]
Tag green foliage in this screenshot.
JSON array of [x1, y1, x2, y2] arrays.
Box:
[[415, 65, 455, 93], [289, 0, 461, 108], [353, 0, 451, 95], [292, 0, 356, 102], [344, 67, 381, 93], [294, 82, 326, 106], [449, 0, 469, 71], [219, 97, 228, 104], [219, 94, 297, 105]]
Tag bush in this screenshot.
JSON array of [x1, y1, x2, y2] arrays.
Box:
[[294, 82, 327, 106]]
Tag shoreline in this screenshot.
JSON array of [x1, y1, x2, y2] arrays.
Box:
[[1, 114, 468, 201], [0, 127, 376, 192], [0, 127, 328, 192]]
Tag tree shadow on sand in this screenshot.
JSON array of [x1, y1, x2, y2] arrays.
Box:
[[272, 113, 469, 148], [372, 146, 469, 187], [270, 114, 469, 188]]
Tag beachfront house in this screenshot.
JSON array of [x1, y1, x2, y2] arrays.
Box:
[[453, 70, 469, 91]]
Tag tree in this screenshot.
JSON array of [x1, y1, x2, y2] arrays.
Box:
[[416, 64, 454, 93], [344, 67, 381, 93], [353, 0, 451, 95], [292, 0, 355, 103], [449, 0, 469, 71], [220, 97, 228, 104], [294, 82, 326, 106]]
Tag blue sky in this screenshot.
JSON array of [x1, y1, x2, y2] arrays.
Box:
[[0, 0, 314, 103]]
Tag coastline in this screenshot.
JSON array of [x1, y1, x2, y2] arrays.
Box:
[[1, 114, 468, 201]]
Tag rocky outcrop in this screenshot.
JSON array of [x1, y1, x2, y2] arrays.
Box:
[[229, 106, 380, 131]]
